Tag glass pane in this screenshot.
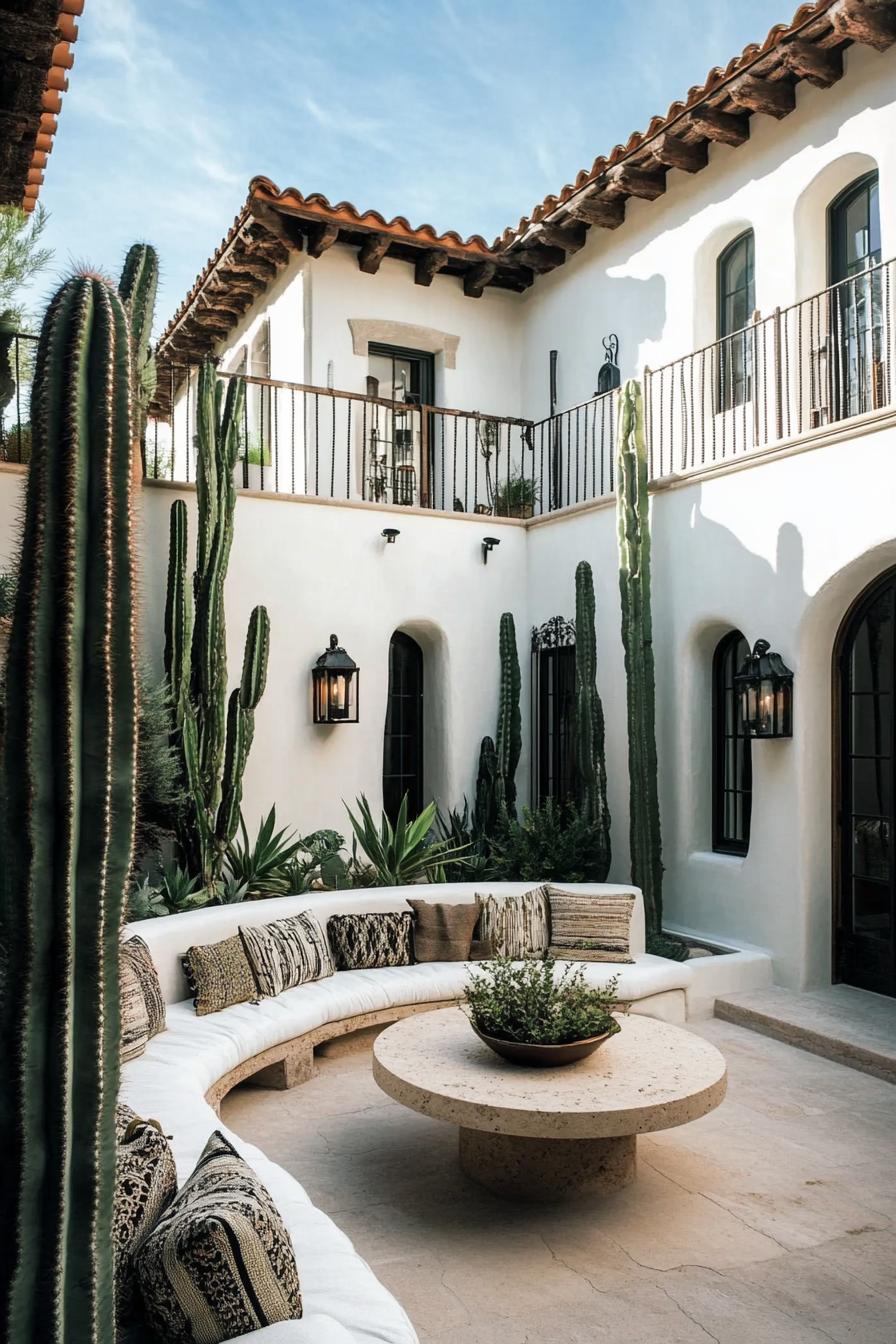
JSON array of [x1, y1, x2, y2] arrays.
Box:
[[850, 592, 892, 691], [851, 693, 891, 758], [852, 876, 891, 939], [853, 817, 890, 881], [852, 758, 891, 818]]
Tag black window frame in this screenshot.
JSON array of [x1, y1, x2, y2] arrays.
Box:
[[712, 629, 752, 855], [716, 230, 756, 413], [382, 631, 424, 823]]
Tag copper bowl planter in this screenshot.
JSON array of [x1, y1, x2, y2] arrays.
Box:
[[471, 1024, 616, 1067]]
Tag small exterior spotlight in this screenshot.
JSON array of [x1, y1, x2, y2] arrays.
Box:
[[382, 528, 400, 544], [482, 536, 500, 565]]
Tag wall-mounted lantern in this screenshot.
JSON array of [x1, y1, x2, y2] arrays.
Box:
[[312, 634, 359, 724], [482, 536, 500, 565], [734, 639, 793, 738], [594, 334, 621, 396]]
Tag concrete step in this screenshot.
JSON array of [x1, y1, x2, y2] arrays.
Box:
[[714, 983, 896, 1085]]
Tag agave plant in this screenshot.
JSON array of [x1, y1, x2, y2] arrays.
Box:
[[158, 857, 207, 913], [217, 875, 250, 905], [126, 875, 168, 921], [226, 805, 304, 897], [436, 800, 490, 880], [345, 794, 470, 887]]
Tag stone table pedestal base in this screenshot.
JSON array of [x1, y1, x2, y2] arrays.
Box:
[[459, 1127, 637, 1200]]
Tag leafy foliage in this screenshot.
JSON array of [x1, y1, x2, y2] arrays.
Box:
[[345, 794, 469, 887], [646, 931, 690, 962], [465, 955, 621, 1046], [487, 797, 612, 883], [225, 805, 304, 897], [0, 204, 52, 326], [157, 857, 207, 912], [126, 875, 168, 921], [494, 468, 539, 516], [436, 801, 490, 881]]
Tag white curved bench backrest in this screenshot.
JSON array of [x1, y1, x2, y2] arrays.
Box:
[[125, 882, 646, 1006]]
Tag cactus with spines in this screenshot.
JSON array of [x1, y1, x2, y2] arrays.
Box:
[[616, 378, 663, 936], [474, 735, 499, 837], [494, 611, 522, 817], [0, 274, 137, 1342], [118, 243, 159, 469], [574, 560, 611, 878], [164, 357, 270, 891]]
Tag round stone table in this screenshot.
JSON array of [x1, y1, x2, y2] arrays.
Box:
[[372, 1008, 727, 1200]]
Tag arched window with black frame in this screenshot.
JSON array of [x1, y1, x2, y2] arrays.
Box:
[[717, 230, 755, 412], [382, 631, 424, 822], [713, 629, 752, 854], [828, 171, 882, 421]]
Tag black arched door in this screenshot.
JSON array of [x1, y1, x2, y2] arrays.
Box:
[[837, 569, 896, 996], [383, 632, 424, 822]]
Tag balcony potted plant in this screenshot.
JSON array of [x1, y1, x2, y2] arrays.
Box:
[[235, 431, 273, 491], [464, 955, 620, 1067], [494, 469, 539, 519]]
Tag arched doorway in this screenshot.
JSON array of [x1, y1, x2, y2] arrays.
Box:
[[383, 631, 424, 822], [835, 567, 896, 996]]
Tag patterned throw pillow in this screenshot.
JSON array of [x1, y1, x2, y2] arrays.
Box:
[[136, 1130, 302, 1344], [181, 934, 259, 1016], [121, 935, 166, 1037], [114, 1103, 177, 1322], [327, 911, 413, 970], [476, 887, 550, 958], [120, 953, 150, 1062], [408, 899, 481, 962], [240, 911, 335, 997], [547, 887, 636, 964]]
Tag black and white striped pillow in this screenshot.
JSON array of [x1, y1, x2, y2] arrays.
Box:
[[240, 911, 334, 998]]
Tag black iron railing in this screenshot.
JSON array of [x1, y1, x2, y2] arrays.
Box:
[[645, 257, 894, 478], [0, 331, 38, 464], [147, 369, 618, 518]]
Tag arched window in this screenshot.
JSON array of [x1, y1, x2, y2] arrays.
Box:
[[713, 630, 752, 854], [383, 632, 424, 822], [717, 231, 755, 411], [828, 173, 883, 419]]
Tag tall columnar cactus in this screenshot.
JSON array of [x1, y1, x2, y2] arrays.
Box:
[[118, 242, 159, 469], [164, 357, 271, 890], [574, 560, 611, 878], [494, 611, 522, 817], [474, 735, 499, 837], [0, 275, 137, 1342], [616, 379, 663, 935]]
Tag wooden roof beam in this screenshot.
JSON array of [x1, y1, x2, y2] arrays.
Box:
[[511, 245, 566, 274], [566, 194, 626, 228], [415, 249, 448, 286], [534, 222, 587, 254], [463, 261, 497, 297], [250, 203, 304, 252], [647, 133, 708, 174], [306, 222, 340, 258], [221, 256, 277, 282], [604, 164, 667, 200], [727, 75, 796, 119], [830, 0, 896, 50], [685, 107, 750, 146], [780, 39, 844, 87], [358, 232, 391, 274]]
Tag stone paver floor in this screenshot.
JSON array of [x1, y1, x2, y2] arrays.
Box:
[[223, 1018, 896, 1343]]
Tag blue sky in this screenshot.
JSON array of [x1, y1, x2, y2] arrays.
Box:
[[28, 0, 794, 333]]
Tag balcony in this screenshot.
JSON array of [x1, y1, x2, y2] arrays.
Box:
[[1, 259, 892, 515]]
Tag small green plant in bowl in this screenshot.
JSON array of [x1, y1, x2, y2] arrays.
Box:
[[464, 955, 621, 1066], [494, 470, 539, 519]]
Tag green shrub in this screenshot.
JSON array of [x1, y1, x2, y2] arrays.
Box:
[[487, 797, 610, 883], [465, 955, 620, 1045]]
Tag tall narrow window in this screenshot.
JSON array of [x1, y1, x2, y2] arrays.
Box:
[[383, 632, 424, 822], [246, 320, 271, 477], [713, 630, 752, 854], [717, 231, 755, 411], [828, 172, 883, 421], [531, 617, 576, 806]]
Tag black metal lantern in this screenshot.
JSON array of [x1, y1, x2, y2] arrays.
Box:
[[595, 334, 621, 396], [734, 639, 793, 738], [312, 634, 359, 724]]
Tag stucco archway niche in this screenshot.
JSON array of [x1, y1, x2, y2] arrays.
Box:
[[793, 152, 880, 301]]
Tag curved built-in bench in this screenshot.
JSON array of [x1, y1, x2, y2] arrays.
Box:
[[122, 882, 687, 1342]]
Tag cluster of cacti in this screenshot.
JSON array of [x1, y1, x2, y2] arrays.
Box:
[[0, 274, 137, 1341], [118, 242, 159, 472], [494, 611, 522, 817], [573, 560, 611, 878], [616, 378, 663, 936], [164, 357, 271, 892]]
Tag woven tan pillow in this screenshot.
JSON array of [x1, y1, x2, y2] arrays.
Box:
[[409, 899, 480, 962], [547, 887, 636, 964], [181, 934, 259, 1015], [475, 886, 550, 958], [121, 935, 166, 1037], [120, 954, 150, 1062]]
